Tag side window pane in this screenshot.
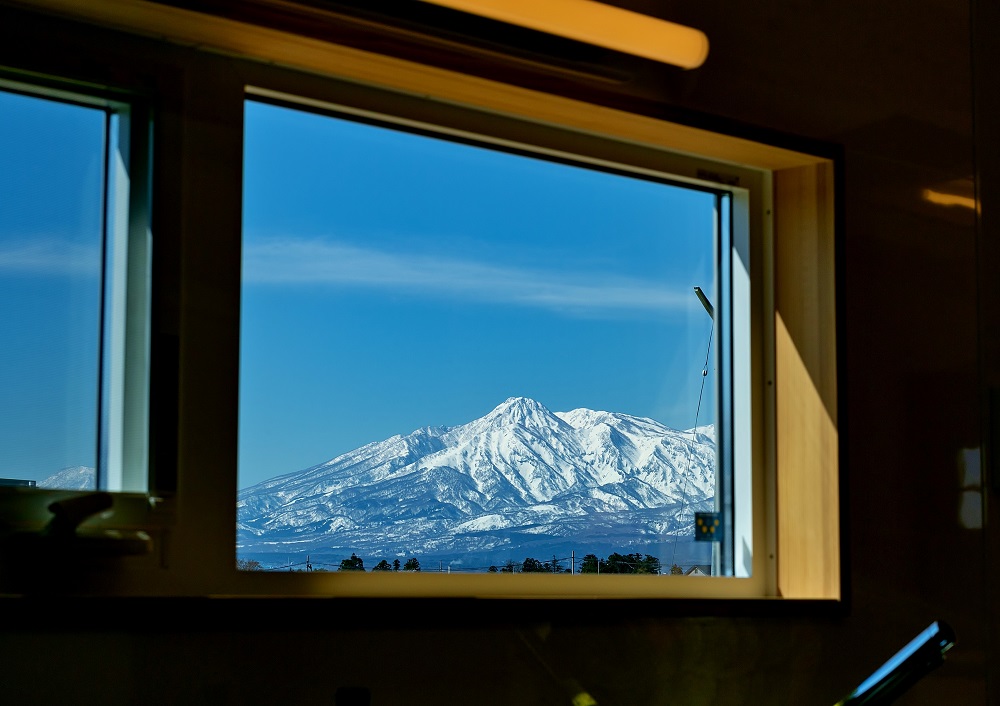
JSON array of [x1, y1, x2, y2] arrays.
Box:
[[0, 89, 106, 491], [238, 99, 724, 575]]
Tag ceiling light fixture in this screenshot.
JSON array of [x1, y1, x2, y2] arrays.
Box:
[[417, 0, 709, 69]]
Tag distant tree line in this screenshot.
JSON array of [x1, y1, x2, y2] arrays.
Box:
[[338, 553, 421, 572], [487, 555, 570, 573], [577, 552, 666, 574], [238, 552, 692, 574]]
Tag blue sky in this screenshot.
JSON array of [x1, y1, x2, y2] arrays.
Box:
[[0, 89, 105, 483], [0, 89, 718, 488], [238, 100, 718, 489]]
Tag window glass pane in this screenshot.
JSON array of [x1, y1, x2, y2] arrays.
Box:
[[0, 89, 106, 491], [238, 99, 723, 575]]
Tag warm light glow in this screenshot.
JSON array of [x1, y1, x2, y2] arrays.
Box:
[[418, 0, 709, 69], [922, 188, 977, 211], [775, 313, 840, 600]]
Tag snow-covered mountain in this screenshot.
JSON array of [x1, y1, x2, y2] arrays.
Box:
[[238, 396, 716, 570], [38, 465, 95, 490]]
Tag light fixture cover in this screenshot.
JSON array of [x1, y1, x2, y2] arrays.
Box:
[[418, 0, 709, 69]]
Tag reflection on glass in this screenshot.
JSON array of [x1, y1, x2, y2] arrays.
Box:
[[238, 100, 721, 574]]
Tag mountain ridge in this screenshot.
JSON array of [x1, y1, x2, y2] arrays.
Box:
[[34, 397, 717, 569], [236, 396, 716, 569]]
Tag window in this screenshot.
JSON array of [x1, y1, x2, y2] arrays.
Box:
[[0, 2, 839, 602], [0, 76, 155, 526], [0, 87, 106, 491], [238, 97, 733, 578], [231, 77, 776, 599]]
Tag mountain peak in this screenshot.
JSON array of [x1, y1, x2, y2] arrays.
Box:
[[482, 396, 561, 428], [496, 395, 546, 412]]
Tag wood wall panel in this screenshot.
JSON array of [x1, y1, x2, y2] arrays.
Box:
[[774, 163, 839, 598]]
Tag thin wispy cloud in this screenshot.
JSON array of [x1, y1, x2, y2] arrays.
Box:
[[243, 236, 693, 316], [0, 239, 100, 277]]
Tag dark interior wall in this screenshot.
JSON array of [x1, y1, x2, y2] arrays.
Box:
[[0, 2, 995, 705]]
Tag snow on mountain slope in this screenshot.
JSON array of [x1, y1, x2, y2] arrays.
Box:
[[237, 397, 716, 568], [38, 465, 95, 490]]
